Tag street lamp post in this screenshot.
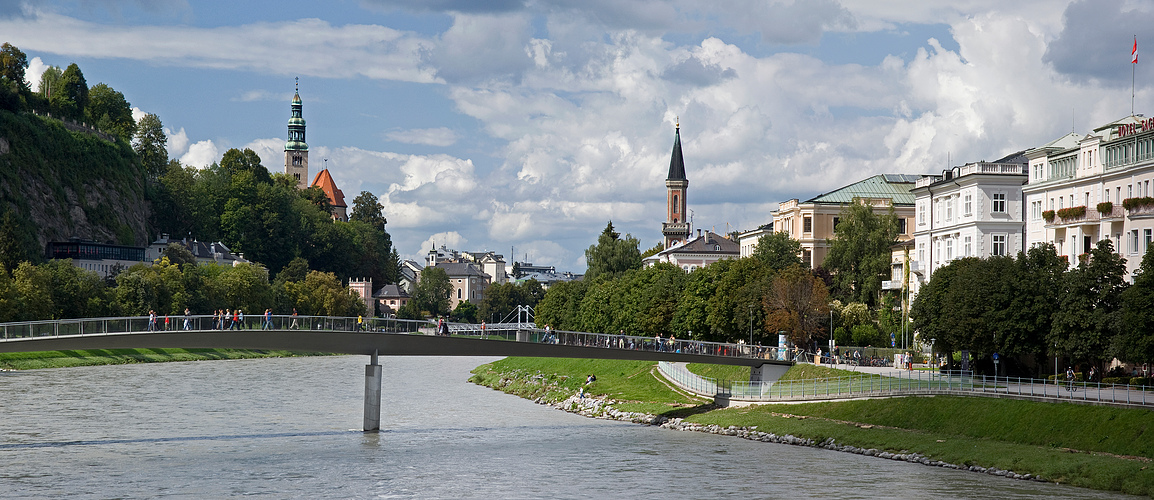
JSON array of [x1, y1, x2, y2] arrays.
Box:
[[748, 304, 753, 346]]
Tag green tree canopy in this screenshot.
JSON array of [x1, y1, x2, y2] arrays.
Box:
[[350, 191, 387, 230], [584, 221, 642, 280], [0, 43, 28, 93], [55, 63, 88, 120], [1049, 240, 1128, 364], [412, 266, 452, 317], [823, 200, 899, 307], [86, 83, 135, 142], [752, 232, 803, 272], [1119, 249, 1154, 364], [134, 113, 168, 179]]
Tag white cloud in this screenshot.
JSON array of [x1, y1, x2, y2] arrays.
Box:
[[166, 126, 190, 159], [181, 140, 220, 168], [420, 232, 466, 254], [385, 127, 459, 146], [0, 13, 442, 83], [24, 56, 48, 90], [233, 89, 289, 102]]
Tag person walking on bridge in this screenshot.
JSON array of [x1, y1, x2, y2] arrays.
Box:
[[184, 308, 191, 330], [263, 309, 273, 330], [148, 310, 157, 332], [290, 308, 299, 330]]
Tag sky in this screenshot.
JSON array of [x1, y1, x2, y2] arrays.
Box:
[[4, 0, 1154, 272]]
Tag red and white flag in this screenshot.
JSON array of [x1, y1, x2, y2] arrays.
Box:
[[1133, 37, 1139, 64]]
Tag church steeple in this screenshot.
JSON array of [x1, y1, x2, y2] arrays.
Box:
[[284, 77, 309, 189], [662, 120, 690, 248]]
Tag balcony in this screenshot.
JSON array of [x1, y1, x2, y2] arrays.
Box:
[[908, 260, 925, 275], [881, 280, 903, 290], [1045, 206, 1099, 227]]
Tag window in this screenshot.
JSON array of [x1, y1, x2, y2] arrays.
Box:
[[897, 218, 906, 234], [1146, 229, 1152, 254], [946, 197, 953, 221], [964, 236, 972, 257], [992, 234, 1006, 256], [918, 244, 925, 263], [1049, 198, 1054, 210], [946, 239, 953, 260], [992, 193, 1006, 213], [1129, 184, 1133, 198], [803, 216, 812, 233], [672, 195, 679, 214], [833, 216, 840, 230], [935, 240, 941, 263], [964, 194, 972, 216], [918, 204, 925, 226], [457, 289, 462, 299], [1131, 230, 1140, 254]]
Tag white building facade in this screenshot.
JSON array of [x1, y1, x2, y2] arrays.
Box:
[[1023, 115, 1154, 277], [911, 158, 1029, 292]]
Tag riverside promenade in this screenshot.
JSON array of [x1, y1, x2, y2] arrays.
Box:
[[659, 360, 1154, 409]]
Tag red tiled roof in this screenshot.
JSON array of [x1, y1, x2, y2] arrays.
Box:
[[310, 168, 347, 208]]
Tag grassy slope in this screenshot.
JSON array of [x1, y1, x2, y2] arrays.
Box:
[[475, 357, 1154, 496], [0, 348, 331, 370]]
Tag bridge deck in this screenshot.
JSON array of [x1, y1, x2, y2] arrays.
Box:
[[0, 325, 790, 368]]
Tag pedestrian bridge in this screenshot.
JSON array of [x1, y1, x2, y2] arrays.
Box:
[[0, 315, 792, 431]]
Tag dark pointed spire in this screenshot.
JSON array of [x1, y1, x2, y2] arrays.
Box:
[[666, 121, 686, 181]]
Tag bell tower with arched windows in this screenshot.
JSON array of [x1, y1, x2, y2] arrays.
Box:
[[662, 121, 691, 248], [284, 77, 309, 189]]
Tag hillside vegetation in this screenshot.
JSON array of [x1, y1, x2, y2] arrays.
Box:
[[0, 109, 148, 252]]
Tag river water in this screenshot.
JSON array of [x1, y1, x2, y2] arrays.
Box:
[[0, 355, 1131, 499]]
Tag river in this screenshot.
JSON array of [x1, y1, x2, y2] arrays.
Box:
[[0, 355, 1131, 499]]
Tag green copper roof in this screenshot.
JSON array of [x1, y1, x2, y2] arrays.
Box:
[[804, 174, 919, 206], [285, 141, 308, 151]]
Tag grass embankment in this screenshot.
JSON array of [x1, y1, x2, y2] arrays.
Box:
[[473, 357, 1154, 496], [0, 348, 331, 370]]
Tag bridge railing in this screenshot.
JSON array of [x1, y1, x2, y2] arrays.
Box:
[[658, 362, 1154, 407], [0, 316, 783, 362]]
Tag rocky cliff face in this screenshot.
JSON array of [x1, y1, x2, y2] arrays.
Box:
[[0, 111, 151, 256]]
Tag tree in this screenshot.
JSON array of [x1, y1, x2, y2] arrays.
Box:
[[584, 221, 642, 280], [350, 191, 387, 230], [37, 65, 62, 98], [450, 300, 478, 323], [86, 83, 135, 142], [1049, 240, 1128, 365], [134, 113, 168, 179], [56, 63, 88, 120], [1119, 249, 1154, 364], [412, 267, 452, 317], [220, 148, 270, 183], [535, 279, 588, 331], [752, 232, 803, 272], [0, 43, 29, 93], [641, 242, 663, 259], [157, 243, 196, 268], [823, 200, 899, 307], [763, 265, 830, 348]]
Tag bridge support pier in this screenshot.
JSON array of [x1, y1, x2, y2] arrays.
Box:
[[750, 363, 789, 384], [364, 350, 382, 432]]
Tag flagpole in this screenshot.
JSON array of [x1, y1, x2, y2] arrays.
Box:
[[1134, 35, 1138, 116]]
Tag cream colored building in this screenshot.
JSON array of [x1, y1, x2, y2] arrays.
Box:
[[1024, 114, 1154, 278], [771, 174, 920, 268]]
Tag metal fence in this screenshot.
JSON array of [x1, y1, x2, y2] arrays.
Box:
[[658, 362, 1154, 407]]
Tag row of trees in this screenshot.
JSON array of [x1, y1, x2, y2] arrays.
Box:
[[0, 43, 136, 142], [0, 245, 365, 323], [913, 240, 1154, 371], [534, 222, 853, 347]]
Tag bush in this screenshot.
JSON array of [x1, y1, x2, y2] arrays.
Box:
[[1048, 372, 1083, 381], [851, 323, 880, 346], [1102, 377, 1128, 385], [1096, 201, 1114, 214], [1056, 206, 1086, 219], [1123, 197, 1154, 211], [1042, 210, 1055, 222], [1130, 377, 1150, 386]]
